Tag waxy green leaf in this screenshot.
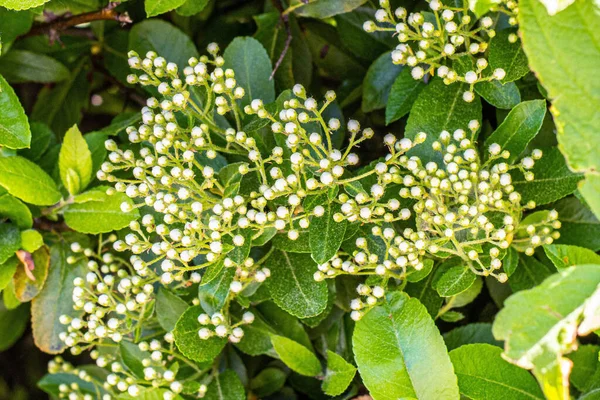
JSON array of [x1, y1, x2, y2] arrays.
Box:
[[224, 37, 275, 108], [31, 243, 86, 354], [310, 203, 346, 264], [322, 350, 356, 396], [450, 344, 544, 399], [0, 155, 61, 206], [173, 305, 227, 363], [406, 79, 481, 162], [265, 250, 327, 318], [386, 67, 426, 125], [493, 265, 600, 398], [0, 50, 70, 83], [270, 334, 321, 376], [484, 100, 547, 163], [0, 223, 20, 265], [513, 147, 582, 206], [0, 75, 30, 150], [59, 125, 93, 195], [353, 291, 459, 399], [63, 188, 139, 234]]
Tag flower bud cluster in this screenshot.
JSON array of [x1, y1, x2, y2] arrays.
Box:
[[394, 124, 558, 279], [349, 283, 386, 321], [197, 310, 255, 343], [363, 0, 516, 101], [59, 238, 157, 354], [91, 335, 205, 400], [314, 225, 426, 283], [47, 357, 107, 400]]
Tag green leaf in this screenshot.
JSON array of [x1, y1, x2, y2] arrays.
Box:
[[176, 0, 209, 16], [19, 122, 54, 163], [0, 257, 18, 291], [257, 301, 313, 350], [0, 188, 32, 229], [120, 341, 149, 378], [273, 230, 311, 253], [385, 67, 426, 125], [145, 0, 187, 17], [310, 203, 346, 265], [336, 8, 396, 61], [0, 303, 28, 351], [450, 344, 545, 399], [513, 147, 583, 206], [362, 52, 402, 113], [223, 37, 275, 108], [406, 78, 481, 162], [520, 0, 600, 216], [20, 229, 43, 253], [31, 242, 86, 354], [249, 368, 287, 398], [503, 247, 519, 277], [63, 188, 139, 234], [485, 100, 547, 163], [303, 20, 366, 81], [205, 370, 245, 400], [488, 29, 530, 83], [567, 345, 600, 393], [0, 0, 50, 10], [155, 287, 188, 332], [84, 131, 108, 176], [433, 259, 477, 297], [199, 266, 234, 315], [0, 7, 33, 43], [38, 370, 105, 397], [233, 311, 275, 357], [293, 0, 367, 18], [3, 280, 20, 309], [13, 245, 50, 302], [452, 276, 483, 308], [30, 59, 89, 135], [444, 322, 503, 351], [129, 20, 198, 70], [265, 250, 328, 318], [0, 50, 70, 83], [270, 334, 321, 376], [493, 265, 600, 398], [0, 74, 30, 149], [475, 80, 521, 109], [0, 223, 20, 265], [173, 305, 227, 363], [509, 253, 555, 292], [0, 155, 61, 206], [552, 197, 600, 251], [353, 291, 459, 399], [440, 310, 465, 322], [580, 173, 600, 220], [544, 244, 600, 270], [405, 271, 443, 317], [59, 125, 93, 195], [406, 258, 434, 282], [322, 350, 356, 396]]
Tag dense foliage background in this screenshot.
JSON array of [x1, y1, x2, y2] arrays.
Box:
[[0, 0, 599, 399]]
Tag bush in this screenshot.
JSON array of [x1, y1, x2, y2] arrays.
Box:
[[0, 0, 599, 399]]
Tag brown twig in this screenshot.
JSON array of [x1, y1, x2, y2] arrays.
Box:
[[33, 218, 72, 233], [269, 0, 293, 81], [23, 2, 131, 40]]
